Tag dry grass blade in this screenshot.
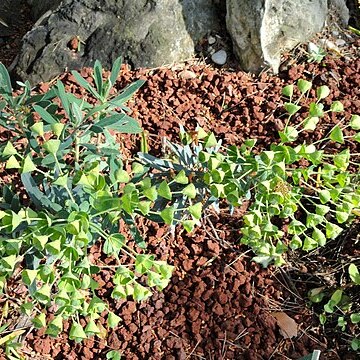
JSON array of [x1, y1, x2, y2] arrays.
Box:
[[0, 17, 9, 27]]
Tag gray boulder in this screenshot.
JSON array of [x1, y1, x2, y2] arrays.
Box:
[[15, 0, 221, 84], [226, 0, 349, 73]]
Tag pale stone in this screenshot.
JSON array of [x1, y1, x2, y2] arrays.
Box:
[[211, 49, 227, 65]]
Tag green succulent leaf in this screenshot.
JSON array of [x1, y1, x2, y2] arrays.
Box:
[[282, 84, 294, 97], [330, 101, 344, 112], [303, 116, 319, 131], [302, 236, 318, 251], [280, 126, 298, 142], [312, 227, 326, 246], [336, 211, 349, 224], [43, 139, 61, 154], [3, 141, 18, 156], [316, 85, 330, 99], [329, 125, 344, 144], [32, 313, 46, 329], [297, 79, 312, 94], [204, 133, 217, 148], [284, 103, 301, 115], [115, 169, 130, 183], [51, 123, 65, 137], [85, 319, 101, 335], [103, 234, 125, 255], [30, 122, 44, 136], [106, 350, 122, 360], [6, 155, 21, 169], [22, 155, 37, 173], [349, 264, 360, 284], [143, 186, 157, 201], [133, 283, 152, 301], [174, 170, 188, 184], [309, 102, 324, 117], [319, 189, 331, 204], [188, 202, 202, 220], [158, 181, 172, 200], [350, 313, 360, 324], [107, 312, 122, 328], [22, 269, 38, 286], [53, 173, 68, 187], [325, 222, 343, 239], [182, 183, 196, 199], [333, 149, 350, 170], [160, 206, 175, 225], [69, 321, 87, 342], [182, 219, 196, 233], [349, 114, 360, 130], [138, 201, 151, 216]]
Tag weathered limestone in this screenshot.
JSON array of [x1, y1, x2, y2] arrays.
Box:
[[226, 0, 349, 73]]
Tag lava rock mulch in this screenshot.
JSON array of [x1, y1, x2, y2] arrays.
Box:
[[2, 56, 360, 360]]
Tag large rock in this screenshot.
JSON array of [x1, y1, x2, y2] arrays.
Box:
[[14, 0, 221, 84], [226, 0, 349, 73]]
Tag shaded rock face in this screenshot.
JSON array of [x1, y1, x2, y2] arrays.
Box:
[[15, 0, 222, 84], [26, 0, 63, 20], [226, 0, 349, 73], [1, 0, 25, 36], [15, 0, 351, 83]]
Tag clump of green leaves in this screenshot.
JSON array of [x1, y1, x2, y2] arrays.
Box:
[[136, 79, 359, 267], [308, 263, 360, 353], [0, 59, 174, 340]]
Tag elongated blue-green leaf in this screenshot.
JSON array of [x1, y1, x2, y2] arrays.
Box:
[[110, 57, 122, 86], [55, 80, 70, 117], [71, 70, 100, 99], [110, 80, 145, 106], [33, 105, 57, 124], [93, 60, 103, 96], [0, 63, 12, 94], [94, 113, 126, 128], [94, 114, 141, 134], [21, 173, 62, 212]]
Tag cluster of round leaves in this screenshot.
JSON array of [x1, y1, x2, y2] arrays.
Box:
[[308, 263, 360, 352], [136, 80, 360, 267]]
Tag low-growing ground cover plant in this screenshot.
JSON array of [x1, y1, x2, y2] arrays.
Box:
[[0, 57, 359, 351], [0, 59, 175, 343], [308, 262, 360, 352], [139, 79, 360, 267]]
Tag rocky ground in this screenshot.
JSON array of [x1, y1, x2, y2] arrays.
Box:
[[0, 2, 360, 360]]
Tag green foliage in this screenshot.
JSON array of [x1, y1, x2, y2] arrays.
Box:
[[0, 58, 174, 341], [0, 56, 359, 348], [138, 79, 359, 267], [308, 263, 359, 353]]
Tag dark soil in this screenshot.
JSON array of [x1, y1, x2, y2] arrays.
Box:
[[0, 0, 34, 67], [0, 2, 359, 360]]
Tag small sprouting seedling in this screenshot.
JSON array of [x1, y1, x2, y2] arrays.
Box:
[[308, 263, 360, 353], [307, 42, 327, 63]]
